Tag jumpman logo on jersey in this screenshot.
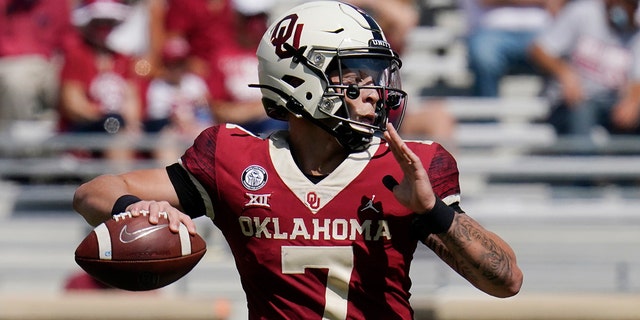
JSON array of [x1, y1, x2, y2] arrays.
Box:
[[361, 195, 380, 213]]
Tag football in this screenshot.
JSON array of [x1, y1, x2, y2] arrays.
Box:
[[75, 212, 207, 291]]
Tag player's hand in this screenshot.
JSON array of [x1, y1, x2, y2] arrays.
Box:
[[126, 200, 197, 235], [611, 100, 640, 131], [558, 69, 584, 107], [383, 123, 437, 213]]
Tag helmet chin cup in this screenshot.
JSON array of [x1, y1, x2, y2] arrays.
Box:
[[333, 121, 373, 152]]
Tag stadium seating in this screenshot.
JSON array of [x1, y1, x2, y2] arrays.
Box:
[[1, 3, 639, 319]]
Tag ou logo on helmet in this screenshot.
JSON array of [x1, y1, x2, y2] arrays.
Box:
[[271, 14, 304, 59]]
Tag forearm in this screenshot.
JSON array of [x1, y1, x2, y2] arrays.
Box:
[[122, 82, 143, 130], [74, 168, 181, 226], [529, 44, 571, 79], [611, 82, 640, 129], [73, 174, 131, 226], [60, 82, 103, 123], [620, 82, 640, 107], [424, 213, 523, 297]]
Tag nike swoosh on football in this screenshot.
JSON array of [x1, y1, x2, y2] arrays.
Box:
[[119, 224, 169, 244]]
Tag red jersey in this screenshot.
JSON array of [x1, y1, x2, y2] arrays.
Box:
[[59, 36, 135, 129], [164, 0, 235, 63], [0, 0, 72, 58], [180, 124, 461, 319], [207, 44, 261, 103]]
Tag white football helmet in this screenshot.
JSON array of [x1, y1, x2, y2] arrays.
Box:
[[252, 1, 407, 151]]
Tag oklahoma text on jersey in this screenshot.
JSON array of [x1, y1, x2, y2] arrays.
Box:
[[238, 216, 392, 241]]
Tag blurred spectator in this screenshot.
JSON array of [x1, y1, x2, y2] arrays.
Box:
[[144, 37, 212, 164], [460, 0, 561, 97], [164, 0, 233, 77], [344, 0, 419, 55], [58, 0, 142, 160], [165, 0, 287, 135], [529, 0, 640, 147], [400, 98, 457, 148], [342, 0, 456, 144], [271, 0, 418, 57], [64, 270, 114, 291], [107, 0, 167, 80], [0, 0, 74, 134]]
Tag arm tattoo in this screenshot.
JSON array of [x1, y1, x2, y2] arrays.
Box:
[[423, 234, 480, 284], [424, 214, 513, 286]]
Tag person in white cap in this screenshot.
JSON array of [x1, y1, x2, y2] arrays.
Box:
[[144, 37, 213, 164], [58, 0, 142, 160], [165, 0, 288, 135]]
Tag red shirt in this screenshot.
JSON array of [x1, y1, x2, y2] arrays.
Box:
[[164, 0, 235, 62], [180, 124, 461, 319], [207, 44, 261, 102], [0, 0, 72, 58], [59, 36, 135, 128]]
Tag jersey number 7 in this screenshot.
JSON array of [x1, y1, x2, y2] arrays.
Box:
[[282, 246, 354, 320]]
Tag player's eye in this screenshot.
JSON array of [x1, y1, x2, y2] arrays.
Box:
[[341, 72, 374, 87], [357, 74, 374, 86], [341, 72, 358, 85]]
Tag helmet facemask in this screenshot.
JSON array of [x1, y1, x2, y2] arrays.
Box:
[[318, 49, 407, 151]]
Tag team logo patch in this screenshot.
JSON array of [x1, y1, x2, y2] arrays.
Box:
[[359, 195, 382, 214], [245, 193, 271, 208], [241, 165, 268, 191], [306, 191, 321, 211], [360, 195, 380, 213]]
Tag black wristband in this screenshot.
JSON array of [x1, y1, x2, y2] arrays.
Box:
[[111, 194, 142, 216], [410, 197, 456, 241]]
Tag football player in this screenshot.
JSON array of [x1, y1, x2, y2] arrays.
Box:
[[74, 1, 523, 318]]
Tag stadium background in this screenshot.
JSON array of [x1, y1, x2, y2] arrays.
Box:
[[1, 0, 640, 319]]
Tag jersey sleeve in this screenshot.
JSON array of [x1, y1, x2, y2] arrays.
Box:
[[166, 163, 206, 218], [181, 125, 219, 180], [177, 125, 221, 218], [427, 144, 462, 207]]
